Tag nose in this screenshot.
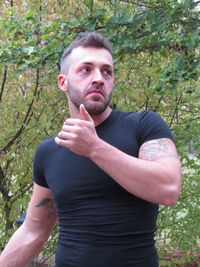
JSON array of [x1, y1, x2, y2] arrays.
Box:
[[92, 68, 104, 85]]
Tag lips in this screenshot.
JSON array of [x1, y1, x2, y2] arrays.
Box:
[[87, 90, 104, 96]]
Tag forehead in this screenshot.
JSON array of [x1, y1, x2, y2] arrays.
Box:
[[69, 46, 114, 68]]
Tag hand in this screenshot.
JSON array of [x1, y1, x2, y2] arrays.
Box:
[[55, 104, 99, 157]]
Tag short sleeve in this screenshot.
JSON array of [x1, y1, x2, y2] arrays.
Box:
[[33, 144, 49, 188], [138, 111, 173, 146]]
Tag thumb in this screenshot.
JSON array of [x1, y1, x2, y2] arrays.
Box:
[[80, 104, 93, 122]]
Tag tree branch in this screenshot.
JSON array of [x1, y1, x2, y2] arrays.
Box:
[[0, 69, 40, 153], [169, 94, 182, 128], [90, 0, 94, 17], [0, 66, 8, 103], [0, 166, 6, 195]]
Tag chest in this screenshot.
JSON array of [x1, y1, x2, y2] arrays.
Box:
[[43, 119, 139, 206]]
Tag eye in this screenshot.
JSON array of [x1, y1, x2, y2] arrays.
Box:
[[102, 69, 112, 76], [80, 67, 90, 74]]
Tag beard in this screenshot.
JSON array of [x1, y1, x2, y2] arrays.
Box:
[[67, 81, 113, 115]]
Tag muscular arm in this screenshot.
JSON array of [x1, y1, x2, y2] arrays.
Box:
[[0, 183, 57, 267], [90, 137, 181, 206]]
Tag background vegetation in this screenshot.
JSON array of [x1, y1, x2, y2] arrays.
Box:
[[0, 0, 200, 266]]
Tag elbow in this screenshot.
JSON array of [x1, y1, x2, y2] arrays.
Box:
[[159, 158, 182, 206], [23, 219, 53, 246], [37, 231, 50, 244], [35, 226, 53, 245], [162, 177, 182, 206], [163, 191, 179, 206]]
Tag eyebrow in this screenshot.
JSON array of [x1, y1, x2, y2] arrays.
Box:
[[79, 62, 113, 68]]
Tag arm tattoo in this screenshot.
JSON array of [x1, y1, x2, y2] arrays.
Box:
[[35, 198, 56, 219], [35, 198, 52, 207], [139, 138, 179, 161]]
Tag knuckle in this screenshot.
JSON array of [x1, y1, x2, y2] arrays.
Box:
[[58, 131, 62, 138], [59, 131, 65, 138]]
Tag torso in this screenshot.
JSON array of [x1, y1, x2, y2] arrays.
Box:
[[34, 110, 173, 267]]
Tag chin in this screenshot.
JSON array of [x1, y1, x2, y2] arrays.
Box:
[[85, 104, 108, 115]]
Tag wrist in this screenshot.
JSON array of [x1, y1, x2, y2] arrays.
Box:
[[89, 138, 111, 161]]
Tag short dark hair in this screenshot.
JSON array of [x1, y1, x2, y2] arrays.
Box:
[[60, 32, 113, 73]]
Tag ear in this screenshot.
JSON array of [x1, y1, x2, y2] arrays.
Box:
[[58, 74, 68, 92]]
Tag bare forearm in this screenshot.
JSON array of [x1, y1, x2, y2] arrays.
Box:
[[0, 223, 48, 267], [90, 139, 181, 205]]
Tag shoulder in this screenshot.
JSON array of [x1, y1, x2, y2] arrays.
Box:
[[34, 136, 62, 165], [138, 110, 163, 121], [36, 136, 58, 155], [108, 110, 141, 132], [137, 110, 173, 145], [112, 109, 169, 126], [33, 137, 60, 188], [137, 110, 170, 128], [111, 109, 140, 122], [38, 136, 57, 148]]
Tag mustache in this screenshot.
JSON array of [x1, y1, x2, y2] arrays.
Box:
[[87, 84, 105, 94]]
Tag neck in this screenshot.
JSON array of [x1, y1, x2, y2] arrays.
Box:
[[91, 107, 112, 126], [69, 103, 112, 126]]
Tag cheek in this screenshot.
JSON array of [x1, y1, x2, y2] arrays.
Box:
[[106, 80, 114, 90], [74, 77, 91, 87]]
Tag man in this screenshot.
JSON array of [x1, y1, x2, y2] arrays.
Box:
[[0, 32, 181, 267]]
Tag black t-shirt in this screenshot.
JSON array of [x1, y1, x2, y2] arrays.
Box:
[[33, 110, 173, 267]]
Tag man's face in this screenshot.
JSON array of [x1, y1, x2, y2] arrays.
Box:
[[62, 46, 114, 115]]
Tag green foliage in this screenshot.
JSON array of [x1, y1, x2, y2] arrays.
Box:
[[0, 0, 200, 263], [157, 155, 200, 256]]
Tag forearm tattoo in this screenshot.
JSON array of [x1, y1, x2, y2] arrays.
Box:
[[35, 198, 56, 219], [139, 138, 179, 161]]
